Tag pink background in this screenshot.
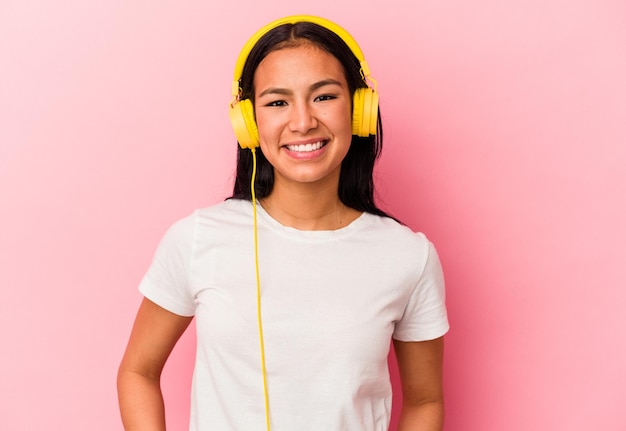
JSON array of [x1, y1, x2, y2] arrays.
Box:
[[1, 1, 625, 430]]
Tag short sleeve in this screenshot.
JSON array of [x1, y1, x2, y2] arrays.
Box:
[[393, 240, 449, 341], [138, 213, 197, 317]]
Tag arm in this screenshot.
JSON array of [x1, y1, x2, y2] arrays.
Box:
[[117, 297, 193, 431], [393, 337, 445, 431]]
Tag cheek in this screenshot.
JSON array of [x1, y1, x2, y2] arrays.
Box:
[[254, 111, 277, 141], [255, 115, 278, 158], [335, 108, 354, 138], [319, 103, 352, 134]]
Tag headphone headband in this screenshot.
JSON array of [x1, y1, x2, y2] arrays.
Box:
[[231, 15, 371, 98]]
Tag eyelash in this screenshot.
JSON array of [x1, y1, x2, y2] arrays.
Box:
[[265, 100, 287, 107], [315, 94, 336, 102]]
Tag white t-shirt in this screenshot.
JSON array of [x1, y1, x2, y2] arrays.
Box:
[[139, 199, 449, 431]]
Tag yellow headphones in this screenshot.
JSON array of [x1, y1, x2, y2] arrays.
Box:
[[229, 15, 379, 150]]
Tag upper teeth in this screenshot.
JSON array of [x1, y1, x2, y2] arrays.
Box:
[[286, 141, 324, 152]]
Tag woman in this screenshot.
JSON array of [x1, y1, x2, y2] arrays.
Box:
[[117, 15, 449, 431]]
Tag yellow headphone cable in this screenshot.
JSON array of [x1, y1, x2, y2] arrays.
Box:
[[250, 148, 272, 431]]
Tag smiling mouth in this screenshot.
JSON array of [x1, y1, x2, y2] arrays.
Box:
[[284, 140, 327, 153]]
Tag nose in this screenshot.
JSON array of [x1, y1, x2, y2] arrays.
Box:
[[288, 101, 318, 133]]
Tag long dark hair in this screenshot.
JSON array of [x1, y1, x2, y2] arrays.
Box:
[[230, 21, 392, 219]]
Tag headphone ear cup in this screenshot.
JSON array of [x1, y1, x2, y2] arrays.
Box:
[[352, 88, 378, 137], [229, 98, 259, 149], [368, 90, 379, 136], [352, 89, 364, 137]]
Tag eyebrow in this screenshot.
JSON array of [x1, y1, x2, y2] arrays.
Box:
[[257, 79, 344, 98]]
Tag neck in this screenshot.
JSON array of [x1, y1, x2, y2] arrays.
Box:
[[260, 179, 361, 231]]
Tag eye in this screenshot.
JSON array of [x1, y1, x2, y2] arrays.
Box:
[[264, 100, 287, 107], [314, 94, 337, 102]]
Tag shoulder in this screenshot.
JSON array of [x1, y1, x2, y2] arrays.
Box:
[[158, 199, 255, 251], [362, 213, 431, 247], [157, 199, 247, 240], [360, 213, 437, 271], [167, 199, 252, 231], [194, 199, 252, 226]]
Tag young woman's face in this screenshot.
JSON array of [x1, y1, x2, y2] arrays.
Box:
[[253, 44, 353, 189]]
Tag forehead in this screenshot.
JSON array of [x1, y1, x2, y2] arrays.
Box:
[[253, 44, 347, 89]]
